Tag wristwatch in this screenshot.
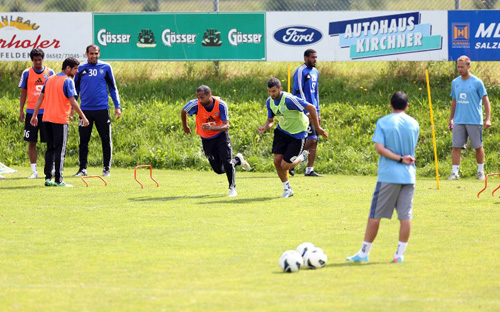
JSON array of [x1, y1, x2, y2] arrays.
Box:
[[398, 156, 404, 163]]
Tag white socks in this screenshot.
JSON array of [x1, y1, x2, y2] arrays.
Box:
[[358, 241, 372, 257], [30, 163, 37, 173], [395, 241, 408, 258], [306, 167, 313, 174], [452, 165, 459, 174], [477, 163, 484, 173], [282, 181, 291, 190]]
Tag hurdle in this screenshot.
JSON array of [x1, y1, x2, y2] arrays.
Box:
[[81, 175, 107, 187], [134, 165, 159, 189], [477, 173, 500, 198]]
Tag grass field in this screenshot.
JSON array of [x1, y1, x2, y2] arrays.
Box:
[[1, 167, 499, 311]]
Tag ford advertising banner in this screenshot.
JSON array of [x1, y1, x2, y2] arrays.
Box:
[[94, 13, 265, 61], [0, 13, 92, 61], [448, 10, 500, 61], [266, 11, 448, 61]]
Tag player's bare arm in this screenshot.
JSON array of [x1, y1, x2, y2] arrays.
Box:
[[305, 105, 327, 138], [202, 120, 229, 132], [19, 88, 27, 122], [448, 98, 456, 130], [30, 92, 44, 127], [70, 97, 89, 127], [258, 118, 274, 134], [483, 95, 491, 129], [375, 142, 415, 165], [181, 110, 191, 134]]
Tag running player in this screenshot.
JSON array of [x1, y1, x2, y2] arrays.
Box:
[[258, 78, 327, 198], [18, 48, 55, 179], [181, 85, 251, 197]]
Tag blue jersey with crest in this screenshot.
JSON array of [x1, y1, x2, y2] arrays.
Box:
[[74, 61, 121, 110], [293, 64, 319, 114]]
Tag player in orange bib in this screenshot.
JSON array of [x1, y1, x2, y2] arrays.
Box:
[[181, 85, 251, 197], [18, 48, 55, 179], [30, 57, 90, 187]]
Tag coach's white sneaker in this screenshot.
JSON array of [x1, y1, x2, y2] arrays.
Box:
[[228, 187, 237, 197], [28, 172, 39, 179], [446, 172, 459, 180], [281, 189, 294, 198], [235, 153, 251, 171], [477, 171, 485, 181]]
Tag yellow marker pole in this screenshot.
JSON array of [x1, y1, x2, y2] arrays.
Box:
[[287, 64, 291, 93], [425, 69, 440, 190]]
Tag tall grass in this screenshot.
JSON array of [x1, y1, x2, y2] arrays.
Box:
[[1, 61, 499, 177]]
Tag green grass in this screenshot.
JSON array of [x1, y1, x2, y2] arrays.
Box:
[[1, 167, 499, 311]]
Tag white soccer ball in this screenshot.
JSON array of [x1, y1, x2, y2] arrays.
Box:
[[303, 247, 328, 269], [279, 250, 303, 273], [296, 242, 315, 257]]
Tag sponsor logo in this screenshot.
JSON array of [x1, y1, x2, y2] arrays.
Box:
[[161, 29, 196, 47], [0, 15, 60, 51], [97, 29, 131, 47], [0, 15, 39, 30], [228, 28, 262, 46], [273, 26, 322, 46], [459, 93, 467, 100], [137, 29, 156, 48], [329, 12, 443, 59], [452, 23, 469, 48], [202, 29, 222, 47], [473, 23, 500, 50]]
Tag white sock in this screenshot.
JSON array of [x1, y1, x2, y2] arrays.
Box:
[[30, 163, 37, 172], [395, 241, 408, 258], [282, 181, 291, 190], [306, 167, 313, 174], [477, 163, 484, 172], [359, 241, 372, 257], [452, 165, 459, 175]]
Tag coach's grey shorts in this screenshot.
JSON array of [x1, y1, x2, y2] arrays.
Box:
[[369, 182, 415, 220], [452, 124, 483, 149]]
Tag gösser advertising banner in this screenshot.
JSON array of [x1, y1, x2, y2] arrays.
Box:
[[0, 13, 92, 61], [448, 10, 500, 61], [266, 11, 448, 61], [93, 13, 265, 61]]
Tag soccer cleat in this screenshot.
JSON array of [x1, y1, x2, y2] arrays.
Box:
[[305, 171, 322, 177], [103, 170, 111, 177], [73, 169, 87, 177], [392, 256, 404, 263], [228, 187, 237, 197], [289, 168, 295, 177], [477, 171, 485, 181], [446, 172, 459, 180], [300, 150, 309, 166], [235, 153, 251, 171], [44, 179, 57, 187], [57, 182, 73, 188], [28, 172, 39, 179], [346, 254, 369, 262], [281, 189, 294, 198]]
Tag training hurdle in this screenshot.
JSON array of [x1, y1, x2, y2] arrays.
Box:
[[134, 165, 159, 189], [477, 173, 500, 198], [81, 175, 107, 187]]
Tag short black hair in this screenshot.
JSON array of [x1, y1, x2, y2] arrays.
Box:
[[390, 91, 409, 110], [30, 48, 44, 60], [196, 85, 211, 94], [304, 49, 317, 57], [62, 57, 80, 70], [267, 77, 281, 88], [86, 44, 100, 53]]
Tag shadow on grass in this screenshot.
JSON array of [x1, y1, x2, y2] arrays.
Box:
[[0, 185, 40, 190], [205, 196, 275, 204], [129, 194, 220, 202]]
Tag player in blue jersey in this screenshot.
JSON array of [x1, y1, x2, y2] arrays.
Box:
[[258, 78, 327, 198], [18, 48, 55, 179], [182, 85, 251, 197], [292, 48, 321, 177], [346, 92, 419, 263], [73, 44, 122, 177], [447, 55, 491, 181]]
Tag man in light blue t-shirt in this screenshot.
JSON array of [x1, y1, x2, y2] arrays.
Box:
[[346, 92, 419, 263], [447, 55, 491, 181]]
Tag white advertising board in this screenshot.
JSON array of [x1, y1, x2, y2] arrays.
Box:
[[0, 12, 92, 61], [267, 11, 448, 61]]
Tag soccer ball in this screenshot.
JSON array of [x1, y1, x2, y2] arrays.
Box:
[[279, 250, 303, 273], [296, 242, 315, 257], [303, 247, 328, 269]]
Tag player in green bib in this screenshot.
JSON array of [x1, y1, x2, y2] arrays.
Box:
[[258, 78, 327, 198]]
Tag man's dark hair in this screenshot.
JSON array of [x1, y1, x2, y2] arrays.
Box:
[[267, 77, 281, 88], [62, 57, 80, 70], [390, 91, 409, 110], [86, 44, 100, 53], [30, 48, 44, 60], [304, 49, 317, 57], [197, 85, 211, 94]]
